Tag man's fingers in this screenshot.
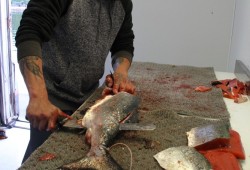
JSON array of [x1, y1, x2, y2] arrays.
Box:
[[112, 80, 136, 94], [126, 82, 136, 94], [126, 86, 135, 94], [102, 87, 113, 97], [106, 72, 136, 95], [47, 110, 72, 131], [38, 119, 48, 131], [118, 83, 126, 92], [112, 83, 119, 94], [47, 110, 58, 131], [48, 119, 56, 131], [105, 75, 114, 87], [28, 115, 38, 129], [59, 111, 72, 119]]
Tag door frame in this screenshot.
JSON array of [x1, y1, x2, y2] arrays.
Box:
[[0, 0, 18, 126]]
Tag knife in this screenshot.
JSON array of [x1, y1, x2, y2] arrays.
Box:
[[61, 118, 156, 131]]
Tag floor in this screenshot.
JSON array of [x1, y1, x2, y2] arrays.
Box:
[[0, 121, 29, 170]]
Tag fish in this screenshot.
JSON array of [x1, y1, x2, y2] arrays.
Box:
[[61, 92, 140, 170], [154, 146, 211, 170]]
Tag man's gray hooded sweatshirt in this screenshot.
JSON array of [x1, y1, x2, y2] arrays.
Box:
[[15, 0, 135, 111]]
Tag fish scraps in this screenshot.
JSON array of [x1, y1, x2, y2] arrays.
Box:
[[154, 124, 245, 170], [154, 146, 211, 170], [197, 130, 245, 170], [187, 124, 245, 170], [194, 78, 249, 103], [187, 124, 230, 151], [38, 152, 56, 161], [211, 78, 248, 103], [194, 86, 212, 92], [195, 78, 248, 103]]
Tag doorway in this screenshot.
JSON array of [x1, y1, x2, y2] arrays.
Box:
[[10, 0, 28, 122], [0, 0, 28, 126]]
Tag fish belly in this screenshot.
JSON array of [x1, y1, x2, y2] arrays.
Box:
[[83, 92, 140, 147], [62, 92, 140, 170]]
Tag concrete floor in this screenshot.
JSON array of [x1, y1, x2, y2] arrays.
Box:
[[0, 122, 29, 170]]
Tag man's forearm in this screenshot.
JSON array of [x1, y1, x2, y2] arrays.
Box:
[[19, 56, 48, 99], [112, 57, 131, 72]]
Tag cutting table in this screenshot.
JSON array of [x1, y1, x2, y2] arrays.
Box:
[[19, 62, 249, 169]]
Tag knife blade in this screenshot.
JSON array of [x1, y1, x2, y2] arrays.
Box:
[[61, 118, 84, 129], [61, 118, 156, 131], [118, 123, 156, 131]]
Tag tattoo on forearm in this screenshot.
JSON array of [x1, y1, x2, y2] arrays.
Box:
[[19, 56, 42, 79]]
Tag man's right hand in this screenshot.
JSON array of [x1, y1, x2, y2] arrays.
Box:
[[26, 97, 71, 131], [18, 56, 71, 131]]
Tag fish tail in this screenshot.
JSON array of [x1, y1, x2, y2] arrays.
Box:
[[60, 150, 122, 170]]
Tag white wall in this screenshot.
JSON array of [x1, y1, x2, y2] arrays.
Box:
[[229, 0, 250, 71], [132, 0, 235, 71]]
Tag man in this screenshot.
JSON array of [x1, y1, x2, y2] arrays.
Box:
[[15, 0, 135, 163]]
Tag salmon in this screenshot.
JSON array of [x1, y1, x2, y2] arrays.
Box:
[[61, 92, 140, 170], [200, 151, 241, 170]]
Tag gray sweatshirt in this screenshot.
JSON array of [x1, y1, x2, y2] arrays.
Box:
[[15, 0, 135, 110]]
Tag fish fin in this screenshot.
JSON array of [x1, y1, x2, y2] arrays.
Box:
[[60, 151, 122, 170]]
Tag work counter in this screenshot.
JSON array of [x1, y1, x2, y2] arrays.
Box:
[[19, 63, 249, 169]]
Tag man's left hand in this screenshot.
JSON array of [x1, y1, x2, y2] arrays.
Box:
[[102, 71, 135, 96]]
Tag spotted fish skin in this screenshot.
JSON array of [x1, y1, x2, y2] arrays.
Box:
[[154, 146, 211, 170], [61, 92, 140, 170]]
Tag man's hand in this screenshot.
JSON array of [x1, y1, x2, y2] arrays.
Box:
[[103, 71, 135, 96], [26, 97, 71, 131], [102, 57, 135, 96], [19, 56, 71, 131]]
